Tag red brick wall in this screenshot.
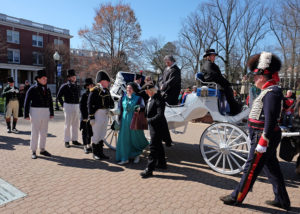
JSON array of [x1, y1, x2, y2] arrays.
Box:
[[0, 24, 70, 84]]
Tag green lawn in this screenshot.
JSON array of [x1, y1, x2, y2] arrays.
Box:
[[0, 97, 5, 113]]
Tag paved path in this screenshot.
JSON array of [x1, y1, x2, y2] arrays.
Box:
[[0, 112, 299, 214]]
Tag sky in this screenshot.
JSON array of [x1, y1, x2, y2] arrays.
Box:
[[0, 0, 203, 49]]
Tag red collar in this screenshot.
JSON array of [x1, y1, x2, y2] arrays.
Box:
[[262, 80, 277, 89]]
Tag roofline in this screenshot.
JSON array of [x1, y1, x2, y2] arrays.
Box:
[[0, 13, 72, 39]]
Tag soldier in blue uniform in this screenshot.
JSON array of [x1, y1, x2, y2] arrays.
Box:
[[2, 77, 20, 133], [57, 69, 81, 148], [88, 71, 114, 160], [80, 78, 94, 154], [24, 70, 54, 159], [220, 52, 290, 211]]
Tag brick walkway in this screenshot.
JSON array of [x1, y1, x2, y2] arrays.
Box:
[[0, 112, 299, 214]]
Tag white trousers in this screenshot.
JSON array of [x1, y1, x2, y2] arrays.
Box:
[[30, 108, 50, 152], [63, 103, 80, 142], [92, 109, 109, 144]]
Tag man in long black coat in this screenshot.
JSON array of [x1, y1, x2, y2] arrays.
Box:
[[160, 55, 181, 105], [141, 83, 168, 178], [201, 49, 241, 115]]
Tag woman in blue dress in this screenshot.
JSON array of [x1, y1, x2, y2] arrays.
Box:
[[116, 82, 149, 164]]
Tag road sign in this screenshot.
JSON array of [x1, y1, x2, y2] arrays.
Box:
[[57, 64, 62, 77]]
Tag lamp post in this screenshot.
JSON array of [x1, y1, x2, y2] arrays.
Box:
[[53, 51, 60, 110], [156, 68, 161, 85]]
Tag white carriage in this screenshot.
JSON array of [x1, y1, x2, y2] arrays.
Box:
[[104, 71, 299, 175]]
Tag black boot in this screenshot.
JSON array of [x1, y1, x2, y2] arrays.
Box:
[[98, 140, 109, 159], [140, 168, 153, 178], [6, 121, 11, 133], [12, 121, 18, 133], [92, 143, 101, 160]]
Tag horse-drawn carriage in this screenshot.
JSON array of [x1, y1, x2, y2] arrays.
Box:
[[103, 71, 299, 175]]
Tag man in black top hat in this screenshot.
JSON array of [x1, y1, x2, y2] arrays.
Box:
[[2, 77, 20, 133], [80, 78, 94, 154], [88, 70, 114, 160], [201, 49, 241, 115], [24, 70, 54, 159], [220, 52, 290, 211], [160, 55, 181, 105], [57, 69, 81, 148]]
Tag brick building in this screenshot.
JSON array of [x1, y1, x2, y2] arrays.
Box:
[[0, 13, 72, 92]]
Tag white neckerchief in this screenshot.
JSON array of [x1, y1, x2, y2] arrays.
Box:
[[98, 83, 106, 92]]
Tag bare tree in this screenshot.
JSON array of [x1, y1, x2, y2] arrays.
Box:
[[238, 0, 269, 75], [178, 5, 215, 77], [206, 0, 248, 81], [269, 0, 300, 89], [78, 2, 141, 76]]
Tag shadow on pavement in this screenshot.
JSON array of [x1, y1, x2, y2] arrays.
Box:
[[0, 135, 29, 150], [38, 155, 124, 172], [241, 203, 300, 214]]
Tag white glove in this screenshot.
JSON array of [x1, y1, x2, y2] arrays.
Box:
[[15, 89, 19, 93], [90, 119, 95, 126], [256, 144, 267, 153]]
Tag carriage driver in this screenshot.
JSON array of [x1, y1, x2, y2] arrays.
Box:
[[88, 71, 114, 160], [220, 52, 291, 211]]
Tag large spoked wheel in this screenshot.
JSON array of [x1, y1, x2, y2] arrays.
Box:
[[200, 122, 250, 175], [103, 114, 119, 150]]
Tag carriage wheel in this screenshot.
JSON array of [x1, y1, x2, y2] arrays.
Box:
[[103, 114, 119, 150], [200, 122, 250, 175]]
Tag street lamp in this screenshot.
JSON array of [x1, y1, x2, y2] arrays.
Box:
[[53, 51, 60, 110], [156, 68, 161, 82]]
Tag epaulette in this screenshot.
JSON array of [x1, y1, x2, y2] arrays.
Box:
[[90, 86, 98, 92]]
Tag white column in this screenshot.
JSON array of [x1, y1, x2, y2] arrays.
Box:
[[14, 69, 18, 87], [11, 69, 14, 77]]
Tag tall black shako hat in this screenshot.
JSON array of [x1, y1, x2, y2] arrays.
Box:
[[96, 70, 110, 83], [203, 49, 218, 58], [67, 69, 76, 77], [84, 78, 94, 87], [248, 51, 281, 75], [7, 77, 14, 83], [248, 51, 281, 82], [135, 71, 143, 80]]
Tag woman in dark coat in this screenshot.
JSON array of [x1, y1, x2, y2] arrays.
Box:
[[140, 83, 169, 178]]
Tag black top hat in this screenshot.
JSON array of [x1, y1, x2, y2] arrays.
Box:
[[7, 77, 14, 83], [36, 70, 47, 79], [247, 51, 281, 75], [141, 82, 155, 90], [203, 49, 218, 58], [67, 69, 76, 77], [84, 78, 94, 87], [96, 70, 110, 83], [135, 73, 143, 80]]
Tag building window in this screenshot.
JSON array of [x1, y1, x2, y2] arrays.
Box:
[[32, 52, 44, 65], [8, 49, 20, 63], [7, 30, 19, 44], [32, 35, 43, 47], [54, 39, 63, 45]]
